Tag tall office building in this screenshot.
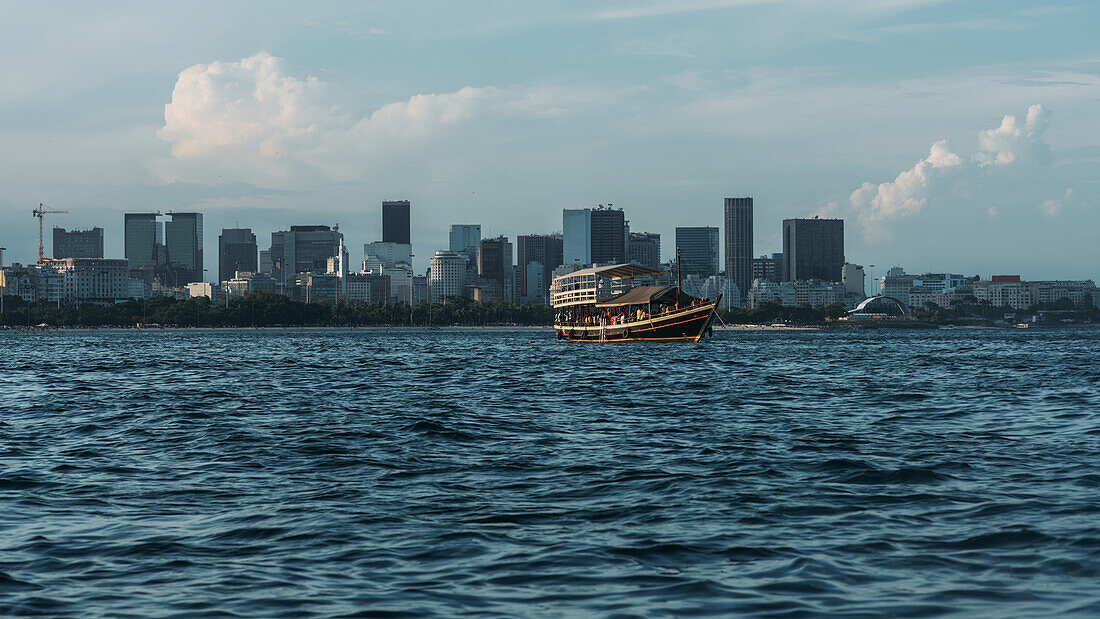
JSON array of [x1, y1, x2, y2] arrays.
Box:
[[476, 236, 514, 302], [266, 225, 344, 285], [752, 253, 783, 284], [675, 227, 720, 277], [124, 213, 161, 270], [382, 200, 411, 244], [516, 234, 563, 304], [219, 228, 257, 283], [449, 224, 482, 262], [53, 227, 104, 259], [364, 241, 412, 270], [627, 232, 661, 270], [782, 217, 845, 282], [724, 198, 753, 303], [429, 250, 466, 303], [165, 212, 204, 283], [563, 206, 626, 267], [562, 209, 592, 266], [590, 207, 626, 264]]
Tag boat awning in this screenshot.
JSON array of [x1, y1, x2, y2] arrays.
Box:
[[595, 285, 678, 307], [553, 263, 666, 283]]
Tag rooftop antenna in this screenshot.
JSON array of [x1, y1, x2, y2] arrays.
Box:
[[32, 204, 68, 263]]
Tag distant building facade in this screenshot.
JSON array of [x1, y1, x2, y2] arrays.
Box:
[[124, 213, 162, 270], [724, 197, 753, 304], [516, 233, 563, 304], [782, 217, 844, 282], [53, 227, 104, 259], [475, 236, 514, 302], [382, 200, 411, 245], [264, 225, 343, 285], [563, 206, 625, 267], [429, 250, 466, 303], [165, 212, 203, 284], [219, 228, 257, 283], [752, 253, 782, 284], [675, 227, 720, 277], [627, 232, 661, 270]]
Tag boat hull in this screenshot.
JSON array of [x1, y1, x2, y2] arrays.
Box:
[[554, 302, 718, 343]]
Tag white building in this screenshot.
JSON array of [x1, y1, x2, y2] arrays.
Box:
[[562, 209, 592, 267], [841, 263, 866, 297], [749, 279, 844, 308], [384, 262, 414, 304], [3, 259, 128, 304], [429, 250, 466, 303]]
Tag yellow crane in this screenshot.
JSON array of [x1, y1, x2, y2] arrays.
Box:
[[32, 204, 68, 263]]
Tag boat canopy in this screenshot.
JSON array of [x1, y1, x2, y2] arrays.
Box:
[[595, 285, 678, 307], [558, 263, 666, 281], [549, 263, 671, 308]]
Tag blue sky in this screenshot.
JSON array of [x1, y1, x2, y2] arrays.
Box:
[[1, 0, 1098, 278]]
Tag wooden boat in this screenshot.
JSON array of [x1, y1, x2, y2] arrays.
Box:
[[550, 262, 720, 343]]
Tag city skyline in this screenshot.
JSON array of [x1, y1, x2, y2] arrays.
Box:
[[1, 1, 1099, 279]]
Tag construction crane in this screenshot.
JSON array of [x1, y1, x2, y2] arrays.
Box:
[[32, 204, 68, 263]]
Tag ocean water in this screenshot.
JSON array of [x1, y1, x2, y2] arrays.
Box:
[[2, 327, 1099, 616]]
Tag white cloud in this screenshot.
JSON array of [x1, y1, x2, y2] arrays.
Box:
[[844, 105, 1057, 238], [155, 52, 572, 186], [848, 139, 963, 232], [1039, 188, 1075, 216], [975, 103, 1051, 165]]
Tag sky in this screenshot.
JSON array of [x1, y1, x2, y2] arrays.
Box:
[[1, 0, 1098, 279]]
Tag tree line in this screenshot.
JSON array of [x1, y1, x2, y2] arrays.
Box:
[[0, 292, 555, 328]]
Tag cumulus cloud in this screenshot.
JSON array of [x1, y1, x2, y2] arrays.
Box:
[[155, 52, 565, 185], [842, 104, 1059, 238], [1039, 188, 1075, 216]]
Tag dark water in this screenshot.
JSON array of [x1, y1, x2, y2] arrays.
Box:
[[2, 328, 1099, 616]]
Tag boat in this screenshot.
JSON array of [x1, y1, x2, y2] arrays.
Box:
[[549, 260, 720, 343]]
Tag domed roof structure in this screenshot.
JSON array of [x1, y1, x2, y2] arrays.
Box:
[[849, 296, 911, 318]]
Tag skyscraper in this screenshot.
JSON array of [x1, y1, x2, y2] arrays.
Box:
[[476, 236, 514, 302], [124, 213, 160, 270], [782, 217, 845, 282], [724, 197, 753, 303], [219, 228, 257, 283], [53, 227, 104, 259], [449, 224, 482, 263], [165, 212, 204, 283], [562, 209, 592, 266], [516, 234, 563, 304], [429, 250, 466, 303], [627, 232, 661, 270], [382, 200, 411, 244], [590, 207, 625, 264], [675, 227, 720, 277], [265, 225, 344, 285]]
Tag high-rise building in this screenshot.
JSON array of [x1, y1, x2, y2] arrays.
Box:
[[752, 253, 783, 284], [515, 234, 562, 304], [266, 225, 344, 285], [590, 206, 626, 264], [429, 250, 466, 303], [124, 213, 161, 270], [364, 241, 413, 270], [782, 217, 844, 282], [449, 224, 482, 262], [724, 197, 753, 304], [476, 236, 514, 302], [382, 200, 411, 244], [562, 209, 592, 266], [219, 228, 257, 283], [563, 206, 626, 267], [675, 227, 720, 277], [627, 232, 661, 270], [53, 227, 104, 259], [165, 212, 203, 283]]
